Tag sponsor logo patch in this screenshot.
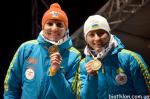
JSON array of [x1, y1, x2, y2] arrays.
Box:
[[25, 68, 35, 80]]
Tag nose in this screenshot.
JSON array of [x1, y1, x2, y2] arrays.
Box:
[[94, 34, 100, 40], [51, 23, 57, 31]]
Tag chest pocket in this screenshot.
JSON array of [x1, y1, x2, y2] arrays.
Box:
[[104, 55, 134, 94], [21, 59, 38, 97], [22, 58, 47, 97], [23, 55, 39, 82]]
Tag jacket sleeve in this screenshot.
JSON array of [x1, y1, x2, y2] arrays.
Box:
[[4, 45, 25, 99], [128, 52, 150, 94], [79, 60, 98, 99], [49, 52, 81, 99]]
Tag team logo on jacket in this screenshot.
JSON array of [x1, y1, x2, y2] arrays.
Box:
[[115, 73, 127, 85], [25, 68, 35, 80]]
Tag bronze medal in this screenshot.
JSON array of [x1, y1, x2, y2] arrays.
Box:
[[48, 45, 59, 55], [91, 59, 102, 71]]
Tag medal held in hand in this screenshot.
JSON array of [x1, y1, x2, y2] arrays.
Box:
[[48, 44, 60, 76], [48, 45, 59, 55], [88, 50, 102, 71], [91, 59, 102, 71]]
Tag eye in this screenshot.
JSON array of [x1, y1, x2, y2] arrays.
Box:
[[47, 22, 53, 26], [56, 22, 64, 28], [97, 32, 104, 36], [88, 32, 95, 37]]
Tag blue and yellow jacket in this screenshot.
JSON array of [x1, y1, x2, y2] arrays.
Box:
[[4, 33, 81, 99], [79, 35, 150, 99]]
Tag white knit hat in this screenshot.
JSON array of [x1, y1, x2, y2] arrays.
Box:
[[84, 15, 111, 39]]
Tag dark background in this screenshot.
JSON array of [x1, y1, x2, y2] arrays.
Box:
[[1, 0, 150, 98], [0, 0, 107, 97]]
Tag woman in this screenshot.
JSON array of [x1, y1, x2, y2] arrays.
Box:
[[79, 15, 150, 99], [4, 3, 81, 99]]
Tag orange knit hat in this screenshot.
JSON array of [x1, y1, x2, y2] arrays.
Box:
[[42, 3, 68, 29]]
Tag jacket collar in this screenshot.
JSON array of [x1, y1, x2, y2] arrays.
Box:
[[85, 35, 124, 60], [37, 31, 73, 52]]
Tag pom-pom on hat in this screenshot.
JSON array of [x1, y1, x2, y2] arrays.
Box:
[[42, 3, 68, 29], [84, 15, 111, 39]]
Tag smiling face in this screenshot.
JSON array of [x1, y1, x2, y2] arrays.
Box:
[[43, 19, 66, 42], [86, 29, 110, 52]]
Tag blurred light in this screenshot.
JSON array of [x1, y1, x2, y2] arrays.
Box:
[[148, 44, 150, 49]]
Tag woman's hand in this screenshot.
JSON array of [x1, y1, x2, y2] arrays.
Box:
[[85, 60, 97, 76], [49, 52, 62, 76]]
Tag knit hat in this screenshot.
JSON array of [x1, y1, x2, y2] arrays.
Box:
[[42, 3, 68, 29], [84, 15, 111, 39]]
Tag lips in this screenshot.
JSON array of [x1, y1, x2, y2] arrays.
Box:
[[94, 44, 101, 47], [47, 32, 60, 37], [52, 34, 59, 36]]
